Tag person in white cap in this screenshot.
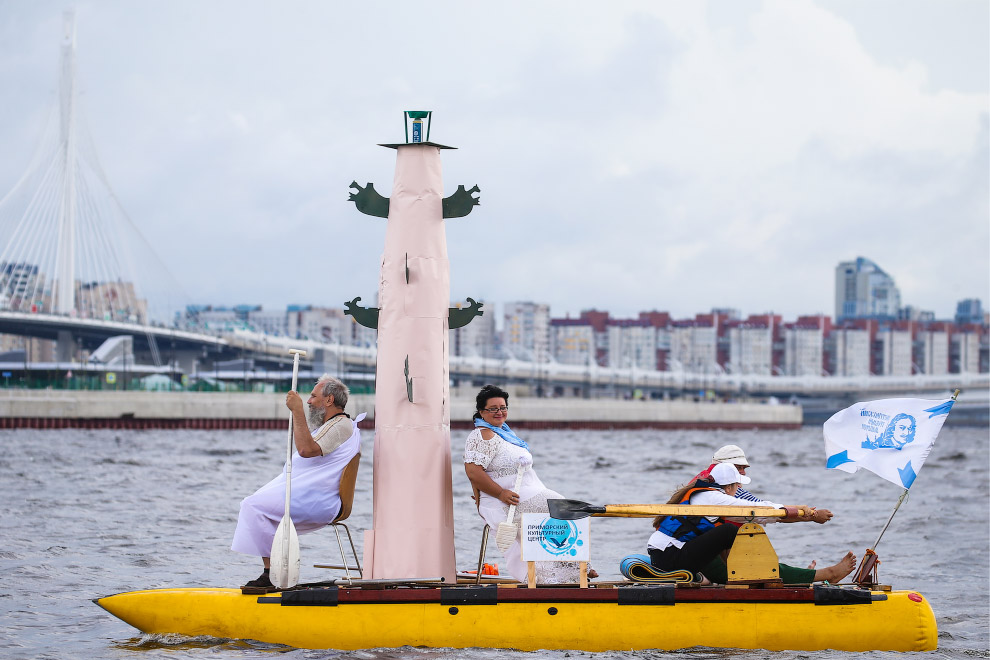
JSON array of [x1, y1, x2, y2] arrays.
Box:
[[647, 463, 856, 585], [690, 444, 761, 502]]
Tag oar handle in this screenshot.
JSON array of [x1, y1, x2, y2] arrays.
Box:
[[284, 350, 305, 513], [504, 463, 526, 523], [595, 504, 797, 518]]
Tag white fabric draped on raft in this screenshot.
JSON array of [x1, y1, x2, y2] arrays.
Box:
[[231, 413, 365, 557]]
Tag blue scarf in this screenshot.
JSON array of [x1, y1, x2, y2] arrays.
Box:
[[474, 418, 529, 451]]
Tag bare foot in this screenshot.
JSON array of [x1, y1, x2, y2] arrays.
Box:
[[814, 551, 856, 583], [807, 560, 817, 570]]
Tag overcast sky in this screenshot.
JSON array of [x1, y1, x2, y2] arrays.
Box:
[[0, 1, 986, 323]]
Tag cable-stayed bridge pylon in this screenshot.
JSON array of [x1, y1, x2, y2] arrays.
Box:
[[0, 11, 184, 327]]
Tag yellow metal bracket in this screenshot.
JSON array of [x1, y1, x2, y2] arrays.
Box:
[[725, 523, 782, 585]]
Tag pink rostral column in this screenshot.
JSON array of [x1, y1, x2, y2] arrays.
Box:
[[345, 111, 482, 581]]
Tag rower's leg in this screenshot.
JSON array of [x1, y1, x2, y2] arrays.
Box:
[[675, 525, 738, 575]]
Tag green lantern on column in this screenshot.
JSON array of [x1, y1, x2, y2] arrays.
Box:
[[403, 110, 431, 143]]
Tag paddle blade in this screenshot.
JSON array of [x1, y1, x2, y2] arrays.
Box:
[[495, 521, 517, 552], [547, 499, 605, 520], [269, 518, 300, 589]]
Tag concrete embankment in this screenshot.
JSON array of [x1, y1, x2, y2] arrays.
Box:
[[0, 390, 802, 430]]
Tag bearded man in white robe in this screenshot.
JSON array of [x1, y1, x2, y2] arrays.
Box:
[[232, 375, 361, 589]]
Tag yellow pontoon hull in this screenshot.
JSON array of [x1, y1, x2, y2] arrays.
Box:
[[95, 585, 937, 652]]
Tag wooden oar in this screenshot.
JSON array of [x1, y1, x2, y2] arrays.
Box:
[[548, 498, 803, 520], [270, 348, 306, 590], [495, 459, 528, 552]]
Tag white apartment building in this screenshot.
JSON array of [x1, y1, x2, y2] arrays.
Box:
[[76, 281, 147, 323], [784, 326, 824, 376], [606, 322, 657, 370], [728, 326, 772, 375], [917, 330, 949, 375], [669, 325, 716, 372], [550, 321, 595, 366], [876, 328, 913, 376], [286, 307, 350, 344], [832, 328, 872, 376], [451, 300, 496, 358], [953, 331, 980, 373], [503, 301, 550, 362], [248, 308, 289, 336], [0, 262, 44, 312]]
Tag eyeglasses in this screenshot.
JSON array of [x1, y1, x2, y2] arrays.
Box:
[[483, 405, 509, 414]]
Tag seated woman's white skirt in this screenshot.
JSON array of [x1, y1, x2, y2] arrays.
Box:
[[478, 486, 585, 584]]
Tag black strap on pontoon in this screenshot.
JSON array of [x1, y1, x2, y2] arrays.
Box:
[[617, 584, 676, 605], [440, 585, 498, 605]]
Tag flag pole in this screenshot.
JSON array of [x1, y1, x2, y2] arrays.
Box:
[[854, 389, 960, 585], [868, 488, 909, 552]]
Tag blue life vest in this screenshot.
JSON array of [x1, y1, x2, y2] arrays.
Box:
[[656, 481, 724, 542]]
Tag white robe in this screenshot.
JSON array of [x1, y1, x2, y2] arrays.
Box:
[[231, 413, 365, 557]]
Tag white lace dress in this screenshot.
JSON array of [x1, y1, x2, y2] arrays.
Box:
[[464, 427, 584, 584]]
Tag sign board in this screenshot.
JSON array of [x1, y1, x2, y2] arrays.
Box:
[[520, 513, 589, 562], [105, 372, 117, 384]]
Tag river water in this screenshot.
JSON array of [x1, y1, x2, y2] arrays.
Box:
[[1, 423, 987, 659]]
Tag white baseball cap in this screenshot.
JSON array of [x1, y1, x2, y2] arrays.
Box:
[[710, 462, 751, 486], [712, 444, 750, 467]]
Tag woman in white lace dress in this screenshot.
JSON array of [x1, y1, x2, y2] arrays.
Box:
[[464, 384, 593, 584]]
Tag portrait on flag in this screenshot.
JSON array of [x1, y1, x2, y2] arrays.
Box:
[[823, 397, 954, 489], [861, 413, 917, 450]]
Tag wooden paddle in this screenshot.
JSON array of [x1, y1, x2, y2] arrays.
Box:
[[548, 498, 804, 520], [270, 348, 306, 590], [495, 458, 529, 552]]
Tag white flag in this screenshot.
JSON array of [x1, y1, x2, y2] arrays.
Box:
[[823, 397, 954, 488]]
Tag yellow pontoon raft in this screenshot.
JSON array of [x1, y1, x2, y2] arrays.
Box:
[[95, 583, 936, 652], [95, 501, 937, 652]]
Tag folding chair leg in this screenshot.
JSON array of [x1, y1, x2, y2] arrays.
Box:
[[332, 523, 362, 583], [476, 524, 490, 585]]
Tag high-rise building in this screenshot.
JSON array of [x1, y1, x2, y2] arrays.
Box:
[[876, 325, 913, 376], [550, 310, 612, 366], [784, 315, 829, 376], [832, 327, 872, 376], [606, 319, 657, 370], [503, 301, 550, 362], [952, 330, 980, 374], [727, 319, 774, 375], [76, 280, 147, 323], [955, 298, 984, 325], [451, 299, 495, 358], [669, 320, 717, 373], [835, 257, 901, 322], [0, 262, 43, 312], [550, 318, 596, 366], [916, 327, 949, 375], [287, 306, 350, 343], [248, 307, 288, 336]]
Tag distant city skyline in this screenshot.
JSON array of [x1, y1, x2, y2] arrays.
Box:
[[184, 250, 984, 331], [0, 2, 986, 323]]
